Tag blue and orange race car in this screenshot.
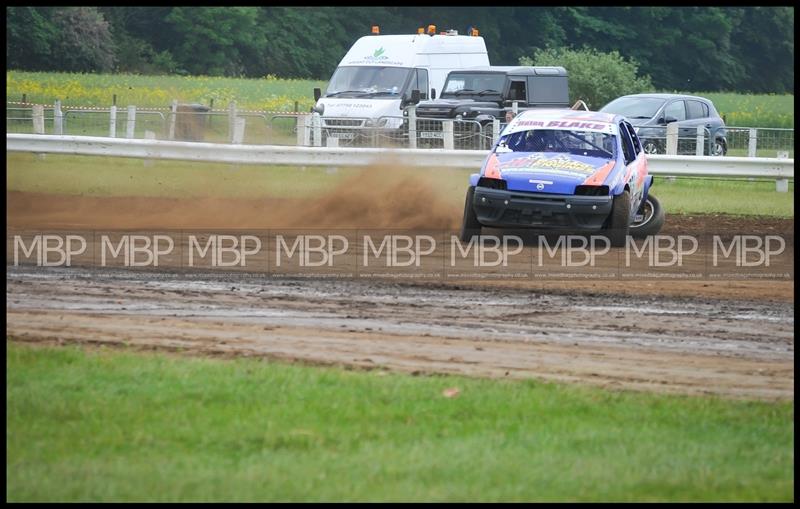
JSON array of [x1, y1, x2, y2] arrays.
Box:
[[461, 109, 665, 246]]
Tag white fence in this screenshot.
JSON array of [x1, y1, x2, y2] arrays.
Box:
[[7, 101, 795, 159], [7, 133, 794, 192]]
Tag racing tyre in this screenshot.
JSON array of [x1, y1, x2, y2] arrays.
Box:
[[606, 189, 631, 248], [630, 194, 665, 238], [460, 186, 482, 242]]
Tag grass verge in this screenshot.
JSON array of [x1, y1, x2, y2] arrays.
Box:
[[7, 153, 795, 218], [6, 342, 794, 502], [651, 176, 794, 217]]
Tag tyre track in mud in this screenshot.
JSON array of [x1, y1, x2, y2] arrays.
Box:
[[6, 266, 794, 400]]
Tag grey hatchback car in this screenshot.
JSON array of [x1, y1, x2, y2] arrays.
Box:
[[599, 93, 727, 156]]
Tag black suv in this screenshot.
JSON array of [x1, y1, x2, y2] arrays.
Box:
[[413, 66, 570, 148]]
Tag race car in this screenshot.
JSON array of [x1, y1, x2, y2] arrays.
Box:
[[460, 109, 665, 246]]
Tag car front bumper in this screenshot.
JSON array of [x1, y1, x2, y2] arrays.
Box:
[[472, 187, 613, 230]]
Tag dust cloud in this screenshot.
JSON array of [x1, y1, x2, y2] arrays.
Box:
[[7, 164, 463, 230]]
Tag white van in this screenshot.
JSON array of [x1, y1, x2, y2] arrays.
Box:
[[313, 29, 490, 133]]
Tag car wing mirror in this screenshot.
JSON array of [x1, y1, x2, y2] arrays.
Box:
[[664, 116, 678, 124], [314, 87, 321, 102]]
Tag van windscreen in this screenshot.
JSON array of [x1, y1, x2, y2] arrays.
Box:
[[326, 67, 412, 97]]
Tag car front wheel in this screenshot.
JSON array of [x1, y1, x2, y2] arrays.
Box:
[[606, 189, 631, 248], [642, 139, 662, 155], [460, 186, 482, 242]]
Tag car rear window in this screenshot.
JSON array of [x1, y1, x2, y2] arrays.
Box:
[[687, 100, 708, 120]]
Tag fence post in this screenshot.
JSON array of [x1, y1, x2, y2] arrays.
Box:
[[296, 114, 310, 146], [232, 117, 246, 144], [168, 100, 177, 140], [109, 105, 117, 138], [492, 118, 500, 145], [512, 101, 519, 116], [748, 128, 758, 157], [144, 130, 156, 167], [228, 101, 237, 144], [665, 123, 678, 155], [695, 125, 705, 156], [126, 105, 136, 139], [776, 151, 789, 192], [32, 105, 44, 134], [54, 100, 63, 135], [443, 120, 454, 150], [311, 112, 322, 147], [408, 106, 417, 149]]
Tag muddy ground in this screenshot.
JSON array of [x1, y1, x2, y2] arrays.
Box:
[[6, 187, 795, 399], [7, 266, 794, 400]]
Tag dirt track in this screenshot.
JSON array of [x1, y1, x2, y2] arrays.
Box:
[[7, 266, 794, 400], [6, 184, 795, 400]]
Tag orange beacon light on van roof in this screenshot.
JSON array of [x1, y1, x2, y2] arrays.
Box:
[[371, 25, 380, 34]]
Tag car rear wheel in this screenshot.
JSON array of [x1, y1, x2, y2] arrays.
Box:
[[606, 189, 631, 248], [460, 186, 482, 242], [711, 138, 727, 156], [630, 194, 665, 237]]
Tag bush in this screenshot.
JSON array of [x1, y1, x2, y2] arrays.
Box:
[[520, 47, 653, 110]]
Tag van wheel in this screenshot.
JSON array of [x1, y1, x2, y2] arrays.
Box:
[[460, 186, 481, 242]]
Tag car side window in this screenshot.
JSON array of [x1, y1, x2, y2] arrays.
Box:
[[619, 122, 636, 164], [664, 100, 687, 122], [624, 121, 642, 155], [687, 100, 706, 120], [508, 80, 526, 101]]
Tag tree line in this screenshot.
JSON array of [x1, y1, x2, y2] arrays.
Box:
[[6, 6, 794, 94]]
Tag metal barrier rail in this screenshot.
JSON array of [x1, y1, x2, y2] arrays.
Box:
[[7, 134, 794, 186], [8, 103, 795, 157]]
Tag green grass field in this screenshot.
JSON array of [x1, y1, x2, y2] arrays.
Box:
[[7, 71, 326, 112], [6, 342, 794, 502], [692, 92, 795, 129], [6, 71, 795, 128], [6, 153, 795, 218]]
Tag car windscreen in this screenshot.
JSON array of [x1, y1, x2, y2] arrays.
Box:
[[441, 73, 505, 98], [326, 66, 412, 97], [600, 97, 665, 120], [497, 129, 616, 159]]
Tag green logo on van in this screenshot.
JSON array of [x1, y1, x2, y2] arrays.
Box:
[[365, 47, 388, 61]]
